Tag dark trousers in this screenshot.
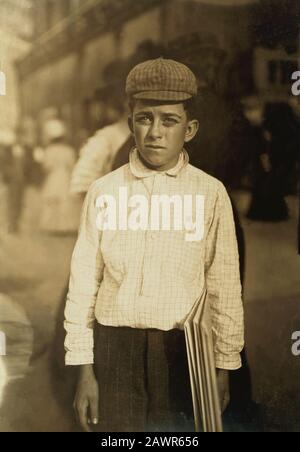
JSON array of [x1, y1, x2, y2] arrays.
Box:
[[93, 323, 194, 432]]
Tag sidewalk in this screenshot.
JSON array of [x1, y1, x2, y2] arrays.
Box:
[[235, 192, 300, 431], [0, 232, 76, 431]]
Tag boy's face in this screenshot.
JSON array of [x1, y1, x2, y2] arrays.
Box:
[[129, 99, 199, 171]]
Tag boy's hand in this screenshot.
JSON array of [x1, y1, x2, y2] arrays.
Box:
[[74, 364, 99, 432], [217, 369, 230, 414]]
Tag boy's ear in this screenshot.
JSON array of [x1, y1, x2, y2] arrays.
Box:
[[184, 119, 199, 143], [128, 116, 134, 134]]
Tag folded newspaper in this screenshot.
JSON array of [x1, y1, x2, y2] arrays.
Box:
[[184, 290, 223, 432]]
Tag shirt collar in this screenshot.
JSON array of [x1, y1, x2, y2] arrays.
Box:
[[129, 146, 189, 179]]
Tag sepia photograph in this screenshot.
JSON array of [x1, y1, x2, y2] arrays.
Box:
[[0, 0, 299, 433]]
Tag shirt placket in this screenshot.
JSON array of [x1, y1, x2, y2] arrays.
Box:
[[139, 173, 164, 296]]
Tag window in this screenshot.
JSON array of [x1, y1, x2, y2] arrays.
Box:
[[268, 59, 297, 86], [280, 60, 297, 85]]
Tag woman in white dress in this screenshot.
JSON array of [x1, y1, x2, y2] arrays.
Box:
[[39, 119, 81, 233]]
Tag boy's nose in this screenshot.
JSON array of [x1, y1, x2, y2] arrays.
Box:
[[148, 120, 163, 139]]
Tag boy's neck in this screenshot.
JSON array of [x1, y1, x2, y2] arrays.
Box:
[[137, 150, 181, 172]]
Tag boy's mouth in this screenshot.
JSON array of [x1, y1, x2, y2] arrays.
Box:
[[145, 144, 166, 150]]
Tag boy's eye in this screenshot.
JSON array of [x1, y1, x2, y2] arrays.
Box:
[[135, 115, 152, 124], [163, 117, 178, 126]]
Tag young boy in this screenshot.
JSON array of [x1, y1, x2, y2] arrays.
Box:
[[64, 58, 244, 432]]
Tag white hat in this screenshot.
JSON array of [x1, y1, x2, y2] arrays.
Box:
[[43, 119, 66, 141]]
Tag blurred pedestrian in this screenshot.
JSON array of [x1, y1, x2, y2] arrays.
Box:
[[240, 95, 280, 222], [70, 85, 130, 198], [12, 117, 45, 234], [251, 102, 295, 222], [10, 118, 42, 233], [39, 119, 80, 234], [0, 130, 14, 232]]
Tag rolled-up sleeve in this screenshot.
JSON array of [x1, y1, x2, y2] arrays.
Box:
[[64, 181, 104, 365], [205, 183, 244, 370], [70, 134, 110, 195]]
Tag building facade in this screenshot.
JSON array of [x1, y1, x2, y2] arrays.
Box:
[[0, 0, 33, 134], [17, 0, 259, 147]]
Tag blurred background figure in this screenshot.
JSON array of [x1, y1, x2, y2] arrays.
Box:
[[240, 94, 277, 221], [10, 117, 44, 234], [249, 101, 296, 222], [70, 81, 130, 198], [71, 95, 130, 196], [0, 130, 15, 233], [39, 119, 80, 234]]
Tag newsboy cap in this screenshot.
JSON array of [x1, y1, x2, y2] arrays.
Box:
[[126, 57, 197, 101]]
